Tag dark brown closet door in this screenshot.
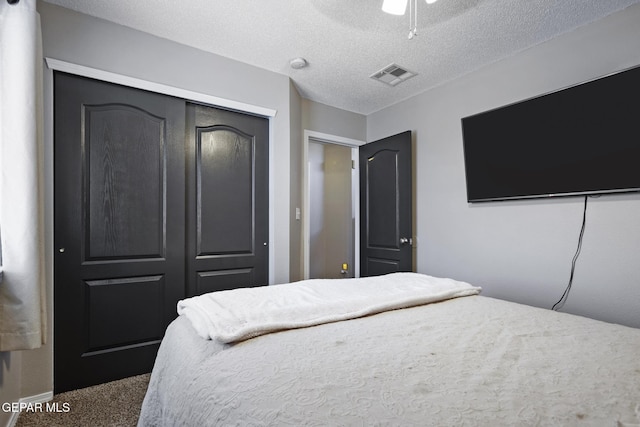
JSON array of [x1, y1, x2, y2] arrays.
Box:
[[54, 72, 186, 393], [185, 104, 269, 295]]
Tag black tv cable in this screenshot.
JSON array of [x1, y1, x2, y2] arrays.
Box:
[[552, 195, 589, 311]]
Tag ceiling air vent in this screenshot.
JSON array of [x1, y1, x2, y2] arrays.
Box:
[[370, 63, 417, 87]]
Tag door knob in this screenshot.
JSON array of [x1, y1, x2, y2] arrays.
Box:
[[400, 237, 412, 245]]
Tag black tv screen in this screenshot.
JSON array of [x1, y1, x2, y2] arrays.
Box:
[[461, 65, 640, 203]]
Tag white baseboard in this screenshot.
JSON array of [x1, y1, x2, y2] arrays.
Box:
[[5, 391, 53, 427]]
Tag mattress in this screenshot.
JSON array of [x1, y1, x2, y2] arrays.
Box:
[[139, 278, 640, 426]]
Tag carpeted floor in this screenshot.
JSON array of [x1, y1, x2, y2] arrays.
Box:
[[15, 373, 151, 427]]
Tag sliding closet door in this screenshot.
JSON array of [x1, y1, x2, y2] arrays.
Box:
[[185, 104, 269, 295], [54, 73, 186, 393]]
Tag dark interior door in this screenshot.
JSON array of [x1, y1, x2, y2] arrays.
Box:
[[54, 73, 186, 392], [359, 131, 413, 276], [185, 104, 269, 295]]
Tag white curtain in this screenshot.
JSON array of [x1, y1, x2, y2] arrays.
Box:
[[0, 0, 46, 351]]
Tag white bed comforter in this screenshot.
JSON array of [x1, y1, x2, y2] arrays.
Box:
[[176, 273, 481, 343], [139, 277, 640, 426]]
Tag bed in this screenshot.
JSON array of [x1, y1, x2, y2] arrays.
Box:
[[138, 273, 640, 426]]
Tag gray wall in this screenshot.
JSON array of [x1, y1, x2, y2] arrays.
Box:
[[368, 4, 640, 329], [302, 99, 367, 142], [288, 83, 303, 282]]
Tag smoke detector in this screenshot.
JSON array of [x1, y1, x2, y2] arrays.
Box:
[[290, 57, 308, 70], [370, 63, 417, 86]]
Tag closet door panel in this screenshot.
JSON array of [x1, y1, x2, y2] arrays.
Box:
[[196, 268, 254, 294], [54, 72, 185, 393], [197, 127, 254, 255], [84, 104, 165, 260], [186, 104, 269, 296]]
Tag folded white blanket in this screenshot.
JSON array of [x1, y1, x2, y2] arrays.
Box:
[[177, 272, 481, 343]]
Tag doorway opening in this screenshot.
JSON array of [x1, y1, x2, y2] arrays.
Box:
[[302, 131, 365, 280]]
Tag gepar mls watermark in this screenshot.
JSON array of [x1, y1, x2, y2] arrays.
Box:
[[2, 401, 71, 413]]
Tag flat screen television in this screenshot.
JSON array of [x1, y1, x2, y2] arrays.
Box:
[[461, 64, 640, 203]]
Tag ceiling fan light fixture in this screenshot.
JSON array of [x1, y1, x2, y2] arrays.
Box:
[[384, 0, 440, 39], [382, 0, 408, 15]]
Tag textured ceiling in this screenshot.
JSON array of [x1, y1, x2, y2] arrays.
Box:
[[42, 0, 640, 115]]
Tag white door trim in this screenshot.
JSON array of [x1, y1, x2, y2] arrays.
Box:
[[45, 58, 277, 118], [302, 130, 366, 280]]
